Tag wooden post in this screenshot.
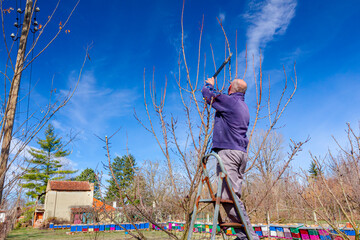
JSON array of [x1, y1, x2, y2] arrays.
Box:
[[0, 0, 33, 203]]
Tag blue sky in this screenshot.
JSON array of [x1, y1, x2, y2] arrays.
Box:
[[2, 0, 360, 175]]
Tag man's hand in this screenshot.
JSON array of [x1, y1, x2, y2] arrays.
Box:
[[205, 77, 214, 86]]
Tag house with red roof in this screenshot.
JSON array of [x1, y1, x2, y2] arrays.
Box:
[[43, 181, 94, 222]]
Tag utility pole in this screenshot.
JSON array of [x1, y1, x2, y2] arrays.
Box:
[[0, 0, 33, 203]]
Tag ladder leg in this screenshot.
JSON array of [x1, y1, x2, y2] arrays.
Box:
[[223, 176, 254, 240], [188, 153, 255, 240], [187, 180, 204, 240], [211, 172, 225, 240], [212, 152, 254, 240]]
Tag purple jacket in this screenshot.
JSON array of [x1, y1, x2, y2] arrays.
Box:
[[202, 83, 250, 152]]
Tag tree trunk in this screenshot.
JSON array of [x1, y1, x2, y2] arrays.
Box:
[[0, 0, 33, 203], [313, 210, 317, 224]]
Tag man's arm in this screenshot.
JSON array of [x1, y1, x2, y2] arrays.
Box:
[[202, 77, 219, 104], [201, 77, 230, 112]]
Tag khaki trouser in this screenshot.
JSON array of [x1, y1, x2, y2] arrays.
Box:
[[216, 149, 259, 240]]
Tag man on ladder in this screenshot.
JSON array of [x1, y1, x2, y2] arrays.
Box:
[[201, 77, 259, 240]]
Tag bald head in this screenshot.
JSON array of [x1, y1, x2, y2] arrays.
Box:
[[229, 79, 247, 95]]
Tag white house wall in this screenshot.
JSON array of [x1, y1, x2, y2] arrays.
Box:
[[44, 190, 93, 222]]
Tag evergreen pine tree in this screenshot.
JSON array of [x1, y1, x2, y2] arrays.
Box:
[[21, 124, 76, 203], [106, 154, 136, 202], [308, 160, 322, 179], [74, 168, 101, 199]]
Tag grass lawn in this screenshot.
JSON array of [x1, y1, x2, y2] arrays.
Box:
[[6, 228, 232, 240]]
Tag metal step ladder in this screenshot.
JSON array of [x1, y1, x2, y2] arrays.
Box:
[[187, 153, 254, 240]]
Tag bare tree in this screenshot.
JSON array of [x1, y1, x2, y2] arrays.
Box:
[[0, 0, 88, 237], [95, 134, 148, 240], [245, 130, 285, 223], [295, 123, 359, 240], [0, 0, 85, 206], [129, 1, 308, 239]]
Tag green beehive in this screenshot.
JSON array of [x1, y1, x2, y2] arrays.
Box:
[[308, 229, 318, 236], [194, 224, 199, 230], [291, 228, 300, 233]]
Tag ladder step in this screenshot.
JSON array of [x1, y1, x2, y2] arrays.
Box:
[[219, 222, 244, 229], [199, 198, 234, 204]]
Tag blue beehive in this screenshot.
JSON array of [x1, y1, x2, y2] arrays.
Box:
[[276, 227, 285, 238], [49, 223, 54, 229], [76, 225, 82, 232], [115, 224, 121, 231], [319, 235, 326, 240], [99, 224, 105, 231], [70, 225, 76, 232], [344, 230, 356, 236], [145, 223, 149, 228]]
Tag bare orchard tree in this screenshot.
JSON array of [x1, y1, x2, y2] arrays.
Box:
[[243, 130, 308, 224], [245, 130, 285, 223], [294, 123, 359, 240], [243, 55, 309, 217], [0, 0, 86, 208], [93, 132, 183, 240], [128, 1, 308, 239], [138, 160, 180, 222], [100, 134, 148, 240]]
